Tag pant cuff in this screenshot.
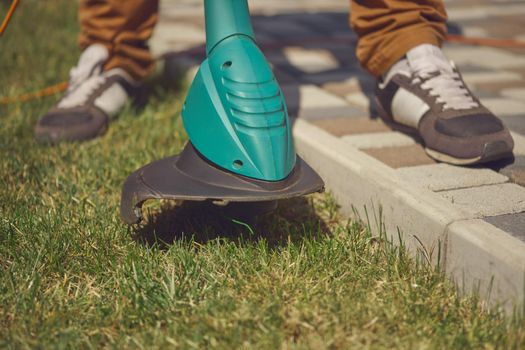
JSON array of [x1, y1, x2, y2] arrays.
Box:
[[366, 30, 444, 77]]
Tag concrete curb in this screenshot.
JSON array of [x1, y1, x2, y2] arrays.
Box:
[[293, 118, 525, 312]]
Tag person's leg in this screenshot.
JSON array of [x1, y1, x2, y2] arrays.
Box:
[[350, 0, 514, 165], [35, 0, 159, 143], [79, 0, 159, 81], [350, 0, 447, 77]]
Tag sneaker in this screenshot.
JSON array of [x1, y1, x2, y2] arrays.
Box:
[[375, 44, 514, 165], [35, 44, 138, 143]]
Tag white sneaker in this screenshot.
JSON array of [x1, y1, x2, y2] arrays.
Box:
[[375, 44, 514, 165], [35, 44, 138, 143]]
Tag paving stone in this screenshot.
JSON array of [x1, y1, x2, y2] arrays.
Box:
[[160, 15, 205, 28], [149, 20, 206, 56], [282, 47, 340, 74], [461, 26, 489, 37], [485, 212, 525, 242], [273, 68, 299, 84], [453, 63, 493, 74], [311, 117, 390, 137], [466, 88, 499, 99], [252, 20, 317, 39], [463, 14, 525, 39], [497, 155, 525, 187], [396, 163, 508, 192], [460, 71, 522, 86], [443, 46, 525, 70], [511, 132, 525, 155], [342, 131, 416, 149], [446, 7, 490, 21], [252, 31, 276, 44], [295, 107, 363, 120], [439, 183, 525, 217], [281, 84, 359, 120], [282, 84, 347, 108], [508, 67, 525, 80], [311, 45, 358, 67], [154, 22, 205, 43], [447, 4, 525, 21], [321, 75, 375, 97], [474, 80, 525, 95], [344, 92, 373, 112], [293, 12, 352, 35], [303, 69, 370, 86], [501, 88, 525, 100], [249, 1, 347, 14], [158, 1, 202, 17], [323, 80, 363, 97], [502, 116, 525, 137], [362, 144, 437, 169], [268, 47, 341, 75], [480, 98, 525, 117]]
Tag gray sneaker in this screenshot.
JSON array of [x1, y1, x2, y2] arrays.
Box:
[[375, 44, 514, 165], [35, 44, 138, 143]]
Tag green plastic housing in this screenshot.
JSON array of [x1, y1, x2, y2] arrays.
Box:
[[181, 0, 296, 181]]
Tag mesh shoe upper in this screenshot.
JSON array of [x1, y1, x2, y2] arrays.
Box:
[[375, 44, 514, 164], [35, 44, 138, 143], [57, 44, 136, 116]]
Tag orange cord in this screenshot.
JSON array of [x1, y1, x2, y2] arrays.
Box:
[[0, 0, 19, 36], [447, 34, 525, 49], [0, 0, 524, 106], [0, 82, 68, 106], [0, 0, 69, 106]]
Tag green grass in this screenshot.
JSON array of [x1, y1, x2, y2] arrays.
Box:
[[1, 1, 525, 349]]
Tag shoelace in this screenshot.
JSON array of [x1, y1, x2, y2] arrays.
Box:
[[410, 57, 479, 111], [68, 63, 100, 92], [58, 74, 106, 109]]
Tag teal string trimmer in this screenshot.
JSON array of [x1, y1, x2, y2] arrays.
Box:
[[120, 0, 324, 224]]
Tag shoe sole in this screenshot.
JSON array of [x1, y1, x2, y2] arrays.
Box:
[[34, 122, 108, 145], [425, 141, 513, 166], [374, 96, 513, 166], [34, 109, 109, 144]]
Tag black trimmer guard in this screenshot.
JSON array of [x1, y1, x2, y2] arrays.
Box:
[[120, 143, 325, 224]]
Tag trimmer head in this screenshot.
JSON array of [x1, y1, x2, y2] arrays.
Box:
[[120, 143, 324, 224], [120, 0, 324, 224]]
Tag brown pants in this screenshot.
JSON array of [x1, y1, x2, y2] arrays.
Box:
[[79, 0, 447, 80]]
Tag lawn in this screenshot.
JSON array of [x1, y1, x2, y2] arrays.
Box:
[[1, 1, 524, 349]]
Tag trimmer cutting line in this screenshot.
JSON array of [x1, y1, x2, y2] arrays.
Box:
[[119, 0, 325, 224]]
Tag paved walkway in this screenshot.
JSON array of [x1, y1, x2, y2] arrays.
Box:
[[150, 0, 525, 307]]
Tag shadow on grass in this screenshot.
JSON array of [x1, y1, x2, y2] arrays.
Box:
[[133, 196, 330, 249], [131, 66, 187, 112]]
